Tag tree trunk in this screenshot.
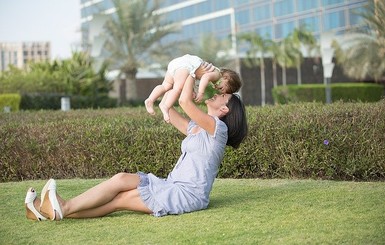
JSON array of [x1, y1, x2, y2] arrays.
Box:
[[119, 77, 127, 106], [125, 71, 137, 102], [272, 61, 278, 88], [297, 64, 302, 85], [260, 58, 266, 106]]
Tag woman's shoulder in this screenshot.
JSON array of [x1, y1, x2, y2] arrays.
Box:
[[188, 117, 227, 136]]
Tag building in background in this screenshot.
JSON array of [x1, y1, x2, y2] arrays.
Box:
[[0, 42, 51, 71], [80, 0, 368, 53], [80, 0, 369, 105]]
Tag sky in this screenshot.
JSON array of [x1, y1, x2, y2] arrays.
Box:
[[0, 0, 81, 59]]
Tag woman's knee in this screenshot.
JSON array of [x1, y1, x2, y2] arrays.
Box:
[[109, 172, 140, 189]]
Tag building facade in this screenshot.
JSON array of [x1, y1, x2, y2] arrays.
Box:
[[0, 42, 51, 71], [80, 0, 368, 49], [80, 0, 369, 105]]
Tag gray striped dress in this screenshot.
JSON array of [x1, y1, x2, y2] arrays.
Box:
[[138, 117, 228, 217]]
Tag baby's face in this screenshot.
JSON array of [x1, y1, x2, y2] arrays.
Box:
[[215, 74, 230, 94]]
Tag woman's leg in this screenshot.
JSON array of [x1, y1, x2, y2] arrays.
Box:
[[145, 73, 174, 115], [159, 69, 190, 122], [66, 189, 152, 218], [61, 173, 148, 217]]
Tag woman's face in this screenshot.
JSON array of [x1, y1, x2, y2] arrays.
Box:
[[205, 93, 231, 111]]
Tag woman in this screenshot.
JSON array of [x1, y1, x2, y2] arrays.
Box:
[[24, 70, 248, 220]]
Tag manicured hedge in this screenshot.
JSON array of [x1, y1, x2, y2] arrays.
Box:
[[20, 93, 117, 110], [0, 93, 21, 112], [1, 101, 384, 182], [272, 83, 384, 104]]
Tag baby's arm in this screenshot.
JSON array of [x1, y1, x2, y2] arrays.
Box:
[[195, 70, 221, 102]]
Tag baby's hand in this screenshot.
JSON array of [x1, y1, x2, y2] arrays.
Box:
[[194, 92, 204, 103]]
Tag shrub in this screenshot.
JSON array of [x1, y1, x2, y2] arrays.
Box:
[[0, 101, 384, 182], [0, 93, 21, 112], [20, 93, 117, 110], [272, 83, 384, 104]]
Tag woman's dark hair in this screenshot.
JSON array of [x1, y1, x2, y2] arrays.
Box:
[[219, 94, 248, 148]]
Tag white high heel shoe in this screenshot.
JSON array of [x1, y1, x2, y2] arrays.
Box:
[[25, 188, 47, 221], [40, 179, 63, 220]]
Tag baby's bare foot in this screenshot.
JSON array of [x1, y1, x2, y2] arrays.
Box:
[[145, 99, 155, 115], [159, 103, 170, 123]]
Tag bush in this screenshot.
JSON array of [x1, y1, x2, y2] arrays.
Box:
[[272, 83, 384, 104], [20, 93, 117, 110], [0, 93, 21, 112], [1, 101, 384, 182]]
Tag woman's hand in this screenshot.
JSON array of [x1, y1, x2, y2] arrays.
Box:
[[202, 62, 215, 72]]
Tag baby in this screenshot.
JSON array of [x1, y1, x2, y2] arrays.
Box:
[[145, 54, 241, 122]]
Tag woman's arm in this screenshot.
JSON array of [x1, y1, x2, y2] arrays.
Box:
[[168, 107, 189, 136], [179, 75, 216, 135]]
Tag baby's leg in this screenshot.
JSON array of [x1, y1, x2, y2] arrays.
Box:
[[145, 73, 174, 115], [160, 69, 190, 123]]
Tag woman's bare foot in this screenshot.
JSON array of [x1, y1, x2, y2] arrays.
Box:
[[145, 99, 155, 115], [159, 103, 170, 123]]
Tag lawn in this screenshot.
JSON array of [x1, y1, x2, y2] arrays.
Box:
[[1, 178, 384, 245]]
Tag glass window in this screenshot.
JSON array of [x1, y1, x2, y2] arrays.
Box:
[[324, 11, 345, 30], [181, 6, 195, 20], [163, 0, 181, 7], [236, 9, 250, 25], [253, 4, 270, 21], [274, 0, 294, 17], [322, 0, 344, 7], [349, 7, 364, 26], [167, 9, 181, 22], [194, 21, 213, 35], [256, 25, 273, 39], [102, 0, 114, 10], [214, 15, 230, 32], [234, 0, 251, 7], [297, 0, 318, 12], [213, 0, 230, 9], [194, 1, 212, 16], [299, 16, 319, 32], [275, 20, 295, 39]]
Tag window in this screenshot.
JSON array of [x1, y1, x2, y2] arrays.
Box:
[[234, 0, 251, 7], [275, 20, 295, 39], [297, 0, 318, 12], [236, 9, 250, 25], [324, 11, 345, 30], [322, 0, 344, 7], [256, 25, 273, 39], [299, 16, 319, 33], [349, 7, 364, 26], [214, 15, 230, 32], [213, 0, 230, 9], [253, 4, 270, 21], [274, 0, 294, 17]]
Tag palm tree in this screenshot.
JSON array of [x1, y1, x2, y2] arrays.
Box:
[[180, 33, 233, 68], [266, 39, 281, 88], [238, 33, 269, 106], [277, 36, 300, 86], [291, 26, 318, 85], [102, 0, 179, 105], [333, 0, 385, 82]]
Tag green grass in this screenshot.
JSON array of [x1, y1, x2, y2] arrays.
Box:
[[1, 179, 384, 245]]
